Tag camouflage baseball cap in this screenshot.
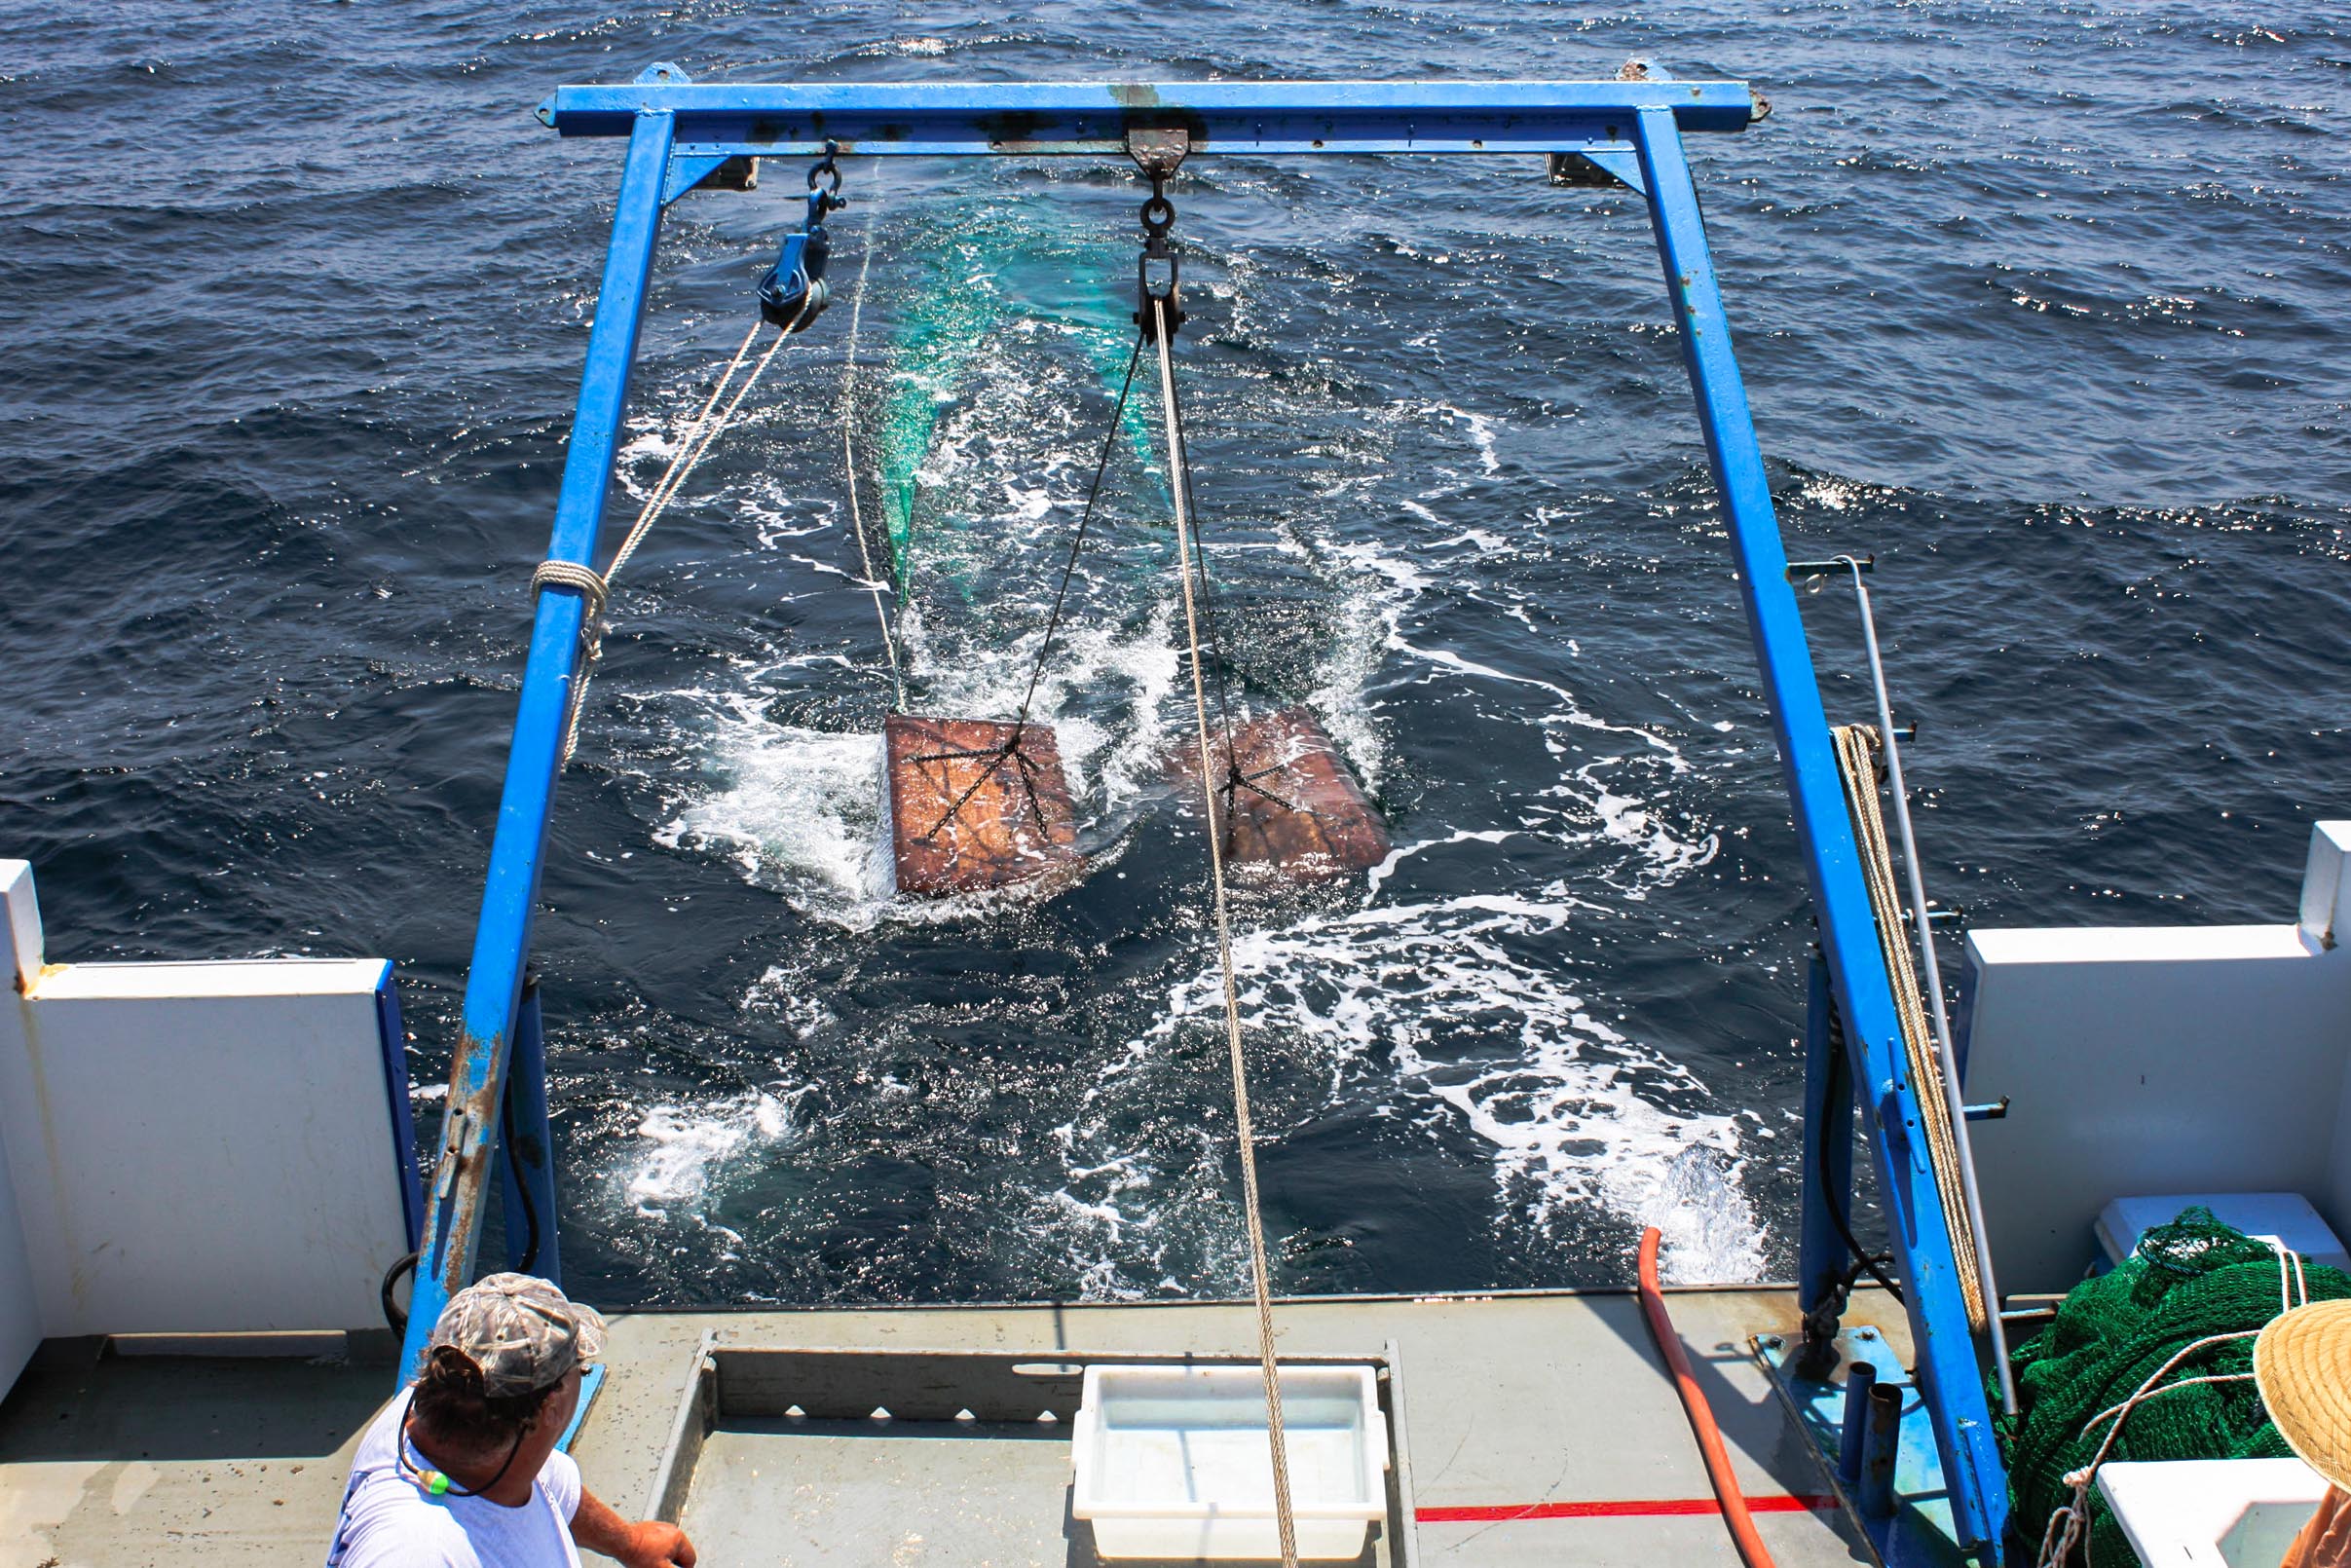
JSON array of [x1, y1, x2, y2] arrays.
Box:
[[427, 1273, 608, 1398]]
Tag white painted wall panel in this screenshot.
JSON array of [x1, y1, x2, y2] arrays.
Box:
[[0, 861, 414, 1342], [0, 863, 43, 1395], [1962, 823, 2351, 1294]]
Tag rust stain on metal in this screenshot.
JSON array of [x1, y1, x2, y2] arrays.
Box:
[[885, 715, 1082, 898]]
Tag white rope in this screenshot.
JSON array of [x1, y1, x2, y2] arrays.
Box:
[[2269, 1238, 2310, 1319], [538, 300, 811, 767], [837, 164, 907, 711], [623, 318, 764, 572], [1150, 299, 1298, 1568], [2031, 1244, 2309, 1568]]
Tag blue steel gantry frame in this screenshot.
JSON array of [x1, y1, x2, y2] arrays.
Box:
[[403, 64, 2010, 1557]]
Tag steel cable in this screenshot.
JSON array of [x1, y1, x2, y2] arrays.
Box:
[[1151, 293, 1299, 1568]]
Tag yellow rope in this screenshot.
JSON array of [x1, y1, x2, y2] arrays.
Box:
[[1151, 297, 1298, 1568], [1831, 723, 1987, 1332]]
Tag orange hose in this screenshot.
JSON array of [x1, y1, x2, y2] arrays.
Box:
[[1639, 1225, 1780, 1568]]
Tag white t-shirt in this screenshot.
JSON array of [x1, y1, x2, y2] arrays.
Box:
[[327, 1396, 582, 1568]]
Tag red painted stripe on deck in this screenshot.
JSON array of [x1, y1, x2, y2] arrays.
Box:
[[1416, 1494, 1835, 1523]]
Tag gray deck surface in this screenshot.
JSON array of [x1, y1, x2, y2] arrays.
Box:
[[0, 1287, 1899, 1567]]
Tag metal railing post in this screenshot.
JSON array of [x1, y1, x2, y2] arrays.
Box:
[[396, 100, 675, 1385], [1630, 104, 2007, 1556], [1797, 950, 1855, 1370]]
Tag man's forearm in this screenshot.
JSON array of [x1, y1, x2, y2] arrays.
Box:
[[571, 1487, 696, 1568], [570, 1487, 638, 1559]]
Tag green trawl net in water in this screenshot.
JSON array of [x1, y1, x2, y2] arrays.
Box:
[[1998, 1208, 2351, 1566]]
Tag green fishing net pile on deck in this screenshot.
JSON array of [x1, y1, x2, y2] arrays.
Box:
[[1998, 1209, 2351, 1565]]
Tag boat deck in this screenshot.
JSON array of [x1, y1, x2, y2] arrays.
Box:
[[0, 1286, 1893, 1567]]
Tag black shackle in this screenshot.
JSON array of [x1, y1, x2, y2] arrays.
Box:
[[1127, 129, 1190, 343]]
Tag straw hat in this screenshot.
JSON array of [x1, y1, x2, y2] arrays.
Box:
[[2256, 1299, 2351, 1493]]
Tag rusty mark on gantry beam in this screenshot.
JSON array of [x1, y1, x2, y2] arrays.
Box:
[[976, 110, 1055, 145], [427, 1089, 499, 1288]]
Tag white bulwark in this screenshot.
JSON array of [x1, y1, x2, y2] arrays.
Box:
[[1960, 821, 2351, 1293], [0, 860, 419, 1398]]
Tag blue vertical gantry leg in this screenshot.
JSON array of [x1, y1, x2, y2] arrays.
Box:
[[1630, 105, 2009, 1557], [396, 94, 677, 1385], [498, 975, 562, 1286]]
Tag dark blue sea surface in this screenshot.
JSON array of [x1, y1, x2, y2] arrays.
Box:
[[1, 3, 2345, 1306]]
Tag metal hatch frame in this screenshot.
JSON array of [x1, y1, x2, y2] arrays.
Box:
[[402, 62, 2011, 1558]]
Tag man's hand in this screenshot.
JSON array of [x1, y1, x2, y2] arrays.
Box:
[[616, 1520, 696, 1568], [572, 1484, 696, 1567]]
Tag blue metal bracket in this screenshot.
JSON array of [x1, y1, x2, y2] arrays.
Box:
[[370, 961, 425, 1251], [664, 151, 759, 205], [663, 153, 733, 205], [1798, 952, 1856, 1342], [554, 1363, 606, 1454], [1554, 147, 1648, 194], [1631, 104, 2006, 1555], [1762, 1328, 1972, 1568]]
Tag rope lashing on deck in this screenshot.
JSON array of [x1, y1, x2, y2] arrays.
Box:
[[1829, 722, 1988, 1335], [1149, 288, 1300, 1568]]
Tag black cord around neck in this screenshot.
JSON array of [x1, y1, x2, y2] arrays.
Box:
[[398, 1391, 527, 1502]]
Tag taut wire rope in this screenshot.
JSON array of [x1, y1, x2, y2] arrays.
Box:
[[1163, 357, 1302, 827], [1012, 335, 1146, 733], [837, 161, 907, 712], [913, 331, 1147, 844], [1150, 292, 1299, 1568], [535, 294, 812, 767]]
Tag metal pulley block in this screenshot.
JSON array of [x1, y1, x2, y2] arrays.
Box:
[[757, 146, 846, 331], [757, 227, 832, 330]]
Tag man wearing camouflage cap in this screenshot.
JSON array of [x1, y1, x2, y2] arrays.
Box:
[[327, 1273, 695, 1567]]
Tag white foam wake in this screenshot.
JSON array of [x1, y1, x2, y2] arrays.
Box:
[[1107, 891, 1767, 1285]]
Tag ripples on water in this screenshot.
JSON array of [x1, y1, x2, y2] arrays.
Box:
[[0, 3, 2344, 1302]]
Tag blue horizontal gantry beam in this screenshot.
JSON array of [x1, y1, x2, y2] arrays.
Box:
[[538, 78, 1759, 158]]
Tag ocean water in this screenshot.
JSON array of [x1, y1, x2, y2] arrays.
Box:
[[1, 2, 2345, 1307]]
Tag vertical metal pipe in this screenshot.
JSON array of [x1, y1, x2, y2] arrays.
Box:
[[499, 976, 561, 1286], [1630, 105, 2005, 1554], [396, 104, 675, 1384], [1841, 560, 2015, 1412], [1859, 1381, 1903, 1516], [1838, 1361, 1879, 1485], [1797, 950, 1855, 1362]]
